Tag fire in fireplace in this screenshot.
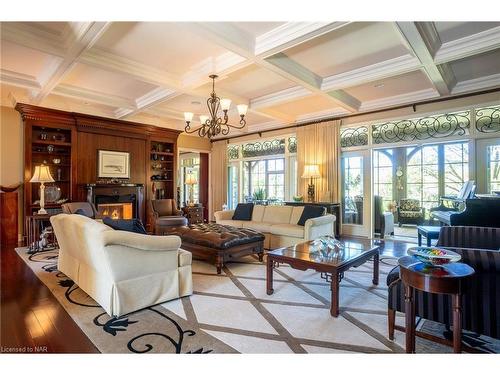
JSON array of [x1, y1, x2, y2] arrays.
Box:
[[97, 202, 133, 220]]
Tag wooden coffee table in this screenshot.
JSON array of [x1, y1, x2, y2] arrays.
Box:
[[266, 239, 380, 317]]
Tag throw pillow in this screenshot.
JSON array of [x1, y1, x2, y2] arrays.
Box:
[[74, 208, 91, 217], [102, 217, 148, 234], [232, 203, 254, 221], [297, 205, 325, 226]]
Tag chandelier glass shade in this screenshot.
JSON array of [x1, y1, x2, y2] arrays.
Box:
[[184, 75, 247, 139]]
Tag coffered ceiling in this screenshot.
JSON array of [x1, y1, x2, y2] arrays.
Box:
[[1, 21, 499, 137]]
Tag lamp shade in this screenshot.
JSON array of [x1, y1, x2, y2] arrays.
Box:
[[199, 115, 209, 124], [301, 164, 321, 179], [237, 104, 248, 116], [220, 98, 231, 111], [185, 173, 198, 185], [30, 165, 54, 183], [184, 112, 194, 122]]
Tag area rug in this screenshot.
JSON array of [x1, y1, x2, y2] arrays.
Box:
[[15, 247, 499, 354]]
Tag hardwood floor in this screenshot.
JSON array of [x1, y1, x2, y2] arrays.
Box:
[[0, 241, 99, 353], [0, 236, 410, 354]]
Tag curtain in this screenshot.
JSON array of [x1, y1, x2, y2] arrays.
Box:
[[209, 140, 228, 220], [296, 120, 341, 203]]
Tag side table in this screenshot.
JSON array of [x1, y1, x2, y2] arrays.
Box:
[[398, 256, 474, 353], [25, 213, 57, 253], [182, 206, 204, 224]]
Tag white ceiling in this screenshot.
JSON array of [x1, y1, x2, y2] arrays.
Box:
[[1, 21, 499, 137]]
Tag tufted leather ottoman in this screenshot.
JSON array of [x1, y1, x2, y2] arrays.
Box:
[[168, 223, 265, 274]]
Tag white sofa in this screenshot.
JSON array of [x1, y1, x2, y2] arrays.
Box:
[[214, 205, 336, 249], [50, 213, 193, 317]]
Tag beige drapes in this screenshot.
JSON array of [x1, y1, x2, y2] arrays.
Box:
[[296, 120, 341, 203], [209, 140, 228, 220]]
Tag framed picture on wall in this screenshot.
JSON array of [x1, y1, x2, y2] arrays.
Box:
[[97, 150, 130, 179]]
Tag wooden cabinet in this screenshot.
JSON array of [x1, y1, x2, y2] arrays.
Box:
[[16, 103, 182, 233], [183, 206, 204, 224]]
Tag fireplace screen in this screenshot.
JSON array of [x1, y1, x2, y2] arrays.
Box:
[[97, 203, 133, 220]]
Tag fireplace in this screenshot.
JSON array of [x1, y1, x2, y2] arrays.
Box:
[[97, 202, 133, 219], [86, 184, 144, 222]]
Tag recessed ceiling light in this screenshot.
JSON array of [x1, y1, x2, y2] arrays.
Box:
[[374, 83, 385, 88], [191, 101, 201, 105]]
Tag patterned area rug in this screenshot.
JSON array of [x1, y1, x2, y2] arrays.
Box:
[[15, 247, 498, 353]]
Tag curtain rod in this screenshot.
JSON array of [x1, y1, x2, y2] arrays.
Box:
[[211, 87, 500, 143]]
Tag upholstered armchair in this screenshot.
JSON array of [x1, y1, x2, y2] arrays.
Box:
[[387, 226, 500, 342], [151, 199, 188, 233], [61, 202, 100, 219], [50, 213, 193, 317], [397, 198, 425, 227]]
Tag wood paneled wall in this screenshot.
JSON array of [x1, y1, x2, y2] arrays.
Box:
[[76, 132, 147, 200]]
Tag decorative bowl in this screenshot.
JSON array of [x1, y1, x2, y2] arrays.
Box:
[[407, 246, 461, 266], [293, 195, 304, 202]]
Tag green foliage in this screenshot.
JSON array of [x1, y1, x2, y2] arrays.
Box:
[[253, 187, 266, 200]]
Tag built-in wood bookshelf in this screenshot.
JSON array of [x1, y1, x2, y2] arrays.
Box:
[[149, 140, 176, 199], [24, 121, 77, 218]]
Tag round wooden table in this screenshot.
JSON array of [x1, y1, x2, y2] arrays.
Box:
[[398, 256, 474, 353]]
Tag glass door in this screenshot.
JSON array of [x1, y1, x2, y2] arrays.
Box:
[[476, 138, 500, 193], [341, 150, 371, 237]]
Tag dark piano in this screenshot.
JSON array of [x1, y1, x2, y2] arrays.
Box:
[[431, 198, 500, 227]]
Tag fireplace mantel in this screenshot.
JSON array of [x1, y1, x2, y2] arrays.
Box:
[[85, 184, 145, 222]]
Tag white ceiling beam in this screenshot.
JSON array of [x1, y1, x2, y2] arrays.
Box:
[[395, 22, 455, 96], [255, 22, 350, 57], [320, 54, 421, 91], [0, 69, 41, 90], [434, 26, 500, 64], [250, 86, 311, 110], [31, 22, 111, 105], [452, 73, 500, 94], [52, 83, 137, 110], [359, 88, 439, 112], [80, 47, 182, 88], [186, 22, 359, 113]]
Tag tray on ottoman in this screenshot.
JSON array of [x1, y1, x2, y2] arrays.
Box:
[[168, 223, 265, 274]]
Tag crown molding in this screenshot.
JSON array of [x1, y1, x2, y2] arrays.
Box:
[[250, 86, 311, 109], [359, 88, 440, 112], [452, 73, 500, 94], [296, 108, 349, 123], [0, 23, 67, 57], [255, 22, 350, 57], [321, 54, 421, 92], [434, 26, 500, 64], [0, 69, 41, 90]]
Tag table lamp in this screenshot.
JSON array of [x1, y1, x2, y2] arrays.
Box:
[[301, 164, 321, 203], [30, 165, 55, 214], [185, 172, 198, 206]]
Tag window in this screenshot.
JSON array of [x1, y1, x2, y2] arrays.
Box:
[[227, 136, 296, 205], [243, 158, 285, 202], [487, 145, 500, 193], [342, 156, 363, 224], [373, 150, 393, 210]]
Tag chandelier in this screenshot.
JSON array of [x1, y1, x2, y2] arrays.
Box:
[[184, 74, 248, 139]]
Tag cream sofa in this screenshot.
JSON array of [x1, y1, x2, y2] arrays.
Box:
[[214, 205, 335, 249], [50, 214, 193, 317]]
